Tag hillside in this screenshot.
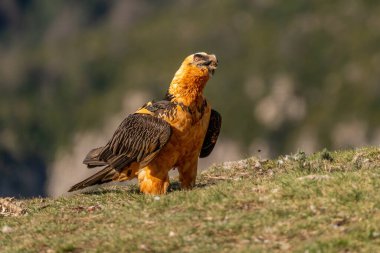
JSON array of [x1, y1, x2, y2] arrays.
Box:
[[2, 1, 380, 197], [1, 147, 380, 252]]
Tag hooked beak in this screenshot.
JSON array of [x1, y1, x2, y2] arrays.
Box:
[[204, 54, 218, 76], [192, 52, 218, 76]]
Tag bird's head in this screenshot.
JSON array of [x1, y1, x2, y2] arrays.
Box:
[[182, 52, 218, 78], [168, 52, 218, 105]]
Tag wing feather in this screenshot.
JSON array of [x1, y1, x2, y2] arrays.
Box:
[[200, 109, 222, 158], [84, 113, 171, 171], [83, 147, 108, 168]]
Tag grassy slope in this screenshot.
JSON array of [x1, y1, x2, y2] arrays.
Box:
[[1, 147, 380, 253]]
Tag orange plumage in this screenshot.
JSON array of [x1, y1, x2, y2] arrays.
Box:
[[69, 52, 221, 194]]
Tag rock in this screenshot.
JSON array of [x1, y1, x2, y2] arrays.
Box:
[[1, 225, 13, 233]]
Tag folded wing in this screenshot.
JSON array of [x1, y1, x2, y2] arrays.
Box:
[[83, 114, 172, 171], [200, 109, 222, 158]]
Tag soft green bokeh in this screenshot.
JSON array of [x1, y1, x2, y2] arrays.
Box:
[[0, 1, 379, 196]]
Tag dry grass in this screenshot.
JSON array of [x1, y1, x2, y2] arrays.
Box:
[[0, 198, 26, 217], [1, 147, 380, 252]]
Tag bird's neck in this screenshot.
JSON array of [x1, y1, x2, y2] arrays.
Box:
[[167, 66, 209, 106]]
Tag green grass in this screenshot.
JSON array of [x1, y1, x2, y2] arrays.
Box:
[[1, 147, 380, 252]]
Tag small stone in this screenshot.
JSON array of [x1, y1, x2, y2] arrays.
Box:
[[271, 188, 279, 193], [1, 225, 13, 233], [139, 244, 148, 250], [254, 161, 262, 168], [153, 196, 160, 201], [169, 231, 176, 237]]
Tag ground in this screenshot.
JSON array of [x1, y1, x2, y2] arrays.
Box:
[[1, 147, 380, 252]]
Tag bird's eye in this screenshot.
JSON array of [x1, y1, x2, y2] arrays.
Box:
[[193, 54, 205, 62]]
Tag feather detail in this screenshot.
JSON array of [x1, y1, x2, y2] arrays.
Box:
[[68, 166, 116, 192], [83, 147, 107, 168], [200, 109, 222, 158]]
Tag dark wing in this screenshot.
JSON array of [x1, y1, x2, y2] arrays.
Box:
[[83, 147, 107, 168], [83, 114, 171, 171], [200, 109, 222, 158]]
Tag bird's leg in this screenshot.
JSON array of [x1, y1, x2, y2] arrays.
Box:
[[115, 162, 140, 181], [138, 166, 170, 195], [178, 159, 198, 190]]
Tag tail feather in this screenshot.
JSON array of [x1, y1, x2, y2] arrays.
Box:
[[68, 166, 117, 192]]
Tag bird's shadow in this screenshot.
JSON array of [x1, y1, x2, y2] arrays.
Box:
[[168, 181, 213, 192], [79, 180, 212, 196], [80, 184, 140, 196]]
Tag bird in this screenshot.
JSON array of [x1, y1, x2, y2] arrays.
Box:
[[68, 52, 222, 195]]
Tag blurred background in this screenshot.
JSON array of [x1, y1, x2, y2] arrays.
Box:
[[0, 0, 379, 197]]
